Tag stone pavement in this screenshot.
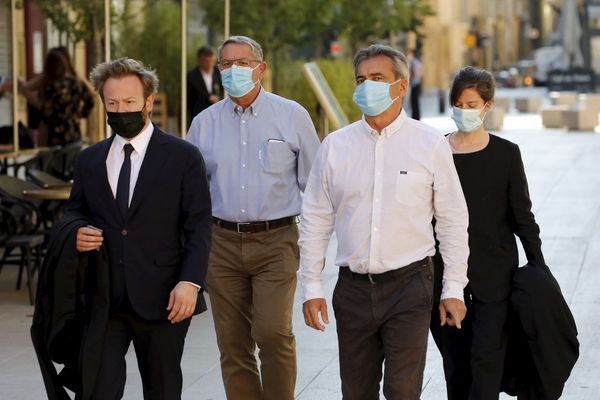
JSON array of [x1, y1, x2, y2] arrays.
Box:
[[1, 90, 599, 398]]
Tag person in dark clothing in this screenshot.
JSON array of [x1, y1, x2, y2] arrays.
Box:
[[65, 57, 212, 399], [430, 66, 546, 400], [31, 213, 111, 400], [187, 46, 223, 126], [408, 49, 422, 120]]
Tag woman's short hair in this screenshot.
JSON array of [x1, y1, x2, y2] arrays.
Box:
[[89, 58, 159, 100], [450, 66, 495, 105]]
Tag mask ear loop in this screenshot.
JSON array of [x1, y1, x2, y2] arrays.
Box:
[[480, 101, 490, 121], [389, 78, 404, 104], [250, 62, 263, 87]]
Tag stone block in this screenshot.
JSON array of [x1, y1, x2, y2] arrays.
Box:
[[493, 97, 512, 112], [579, 94, 600, 111], [550, 91, 578, 107], [541, 105, 570, 128], [483, 107, 504, 131], [563, 109, 599, 131], [515, 97, 543, 113]]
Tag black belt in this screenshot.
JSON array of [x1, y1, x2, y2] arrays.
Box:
[[212, 216, 297, 234], [339, 256, 432, 284]]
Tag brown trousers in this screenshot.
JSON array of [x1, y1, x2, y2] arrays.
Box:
[[332, 257, 434, 400], [207, 223, 299, 400]]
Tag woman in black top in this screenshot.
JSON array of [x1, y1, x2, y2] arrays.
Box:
[[430, 66, 545, 400]]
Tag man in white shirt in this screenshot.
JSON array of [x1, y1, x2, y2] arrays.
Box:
[[298, 44, 469, 400]]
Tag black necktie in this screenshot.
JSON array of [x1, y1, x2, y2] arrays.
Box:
[[116, 143, 134, 218]]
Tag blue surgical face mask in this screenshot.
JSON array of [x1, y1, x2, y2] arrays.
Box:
[[451, 103, 488, 132], [352, 79, 401, 116], [220, 64, 260, 97]]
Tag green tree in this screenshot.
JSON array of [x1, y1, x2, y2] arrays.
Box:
[[114, 0, 182, 118], [200, 0, 337, 89], [340, 0, 434, 54], [37, 0, 105, 67]]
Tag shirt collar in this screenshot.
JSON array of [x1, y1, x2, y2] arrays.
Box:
[[113, 120, 154, 155], [361, 108, 407, 138], [226, 86, 266, 118]]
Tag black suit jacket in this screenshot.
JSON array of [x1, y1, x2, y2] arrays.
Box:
[[65, 125, 212, 320], [31, 213, 111, 400], [434, 135, 544, 302], [187, 66, 222, 122], [502, 263, 579, 399]]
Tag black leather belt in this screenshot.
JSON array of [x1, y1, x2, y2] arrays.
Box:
[[212, 216, 297, 234], [339, 256, 432, 284]]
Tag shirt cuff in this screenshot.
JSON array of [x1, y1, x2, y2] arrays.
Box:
[[300, 280, 325, 303], [181, 281, 201, 292], [440, 280, 465, 303]]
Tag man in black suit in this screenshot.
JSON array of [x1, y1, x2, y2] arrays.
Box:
[[187, 46, 222, 126], [68, 57, 212, 399]]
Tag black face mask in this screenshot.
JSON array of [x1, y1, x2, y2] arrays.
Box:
[[106, 110, 146, 139]]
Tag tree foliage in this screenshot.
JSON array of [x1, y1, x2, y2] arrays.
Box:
[[114, 0, 182, 117], [200, 0, 433, 58], [37, 0, 105, 66], [340, 0, 434, 54], [201, 0, 337, 59]]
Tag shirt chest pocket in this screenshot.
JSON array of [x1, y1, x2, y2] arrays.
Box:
[[262, 140, 294, 174], [395, 171, 432, 206]]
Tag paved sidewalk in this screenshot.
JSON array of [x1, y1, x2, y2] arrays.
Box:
[[1, 98, 599, 398]]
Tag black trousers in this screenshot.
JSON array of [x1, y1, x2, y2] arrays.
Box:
[[410, 83, 422, 120], [430, 289, 508, 400], [332, 258, 433, 400], [92, 297, 191, 400]]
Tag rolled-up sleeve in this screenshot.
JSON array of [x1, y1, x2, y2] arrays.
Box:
[[298, 141, 335, 302], [431, 138, 470, 301]]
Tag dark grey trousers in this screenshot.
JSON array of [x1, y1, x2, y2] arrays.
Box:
[[332, 257, 434, 400]]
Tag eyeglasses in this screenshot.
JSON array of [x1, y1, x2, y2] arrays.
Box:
[[218, 58, 262, 69]]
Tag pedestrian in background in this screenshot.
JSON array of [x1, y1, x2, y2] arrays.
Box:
[[187, 46, 222, 126], [409, 48, 423, 120]]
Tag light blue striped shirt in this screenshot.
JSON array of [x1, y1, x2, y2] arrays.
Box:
[[186, 88, 320, 222]]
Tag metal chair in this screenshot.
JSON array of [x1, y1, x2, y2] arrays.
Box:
[[48, 140, 83, 181], [0, 198, 44, 305]]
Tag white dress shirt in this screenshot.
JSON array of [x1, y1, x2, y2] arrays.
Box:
[[298, 109, 469, 302], [106, 121, 154, 204], [201, 69, 213, 94]]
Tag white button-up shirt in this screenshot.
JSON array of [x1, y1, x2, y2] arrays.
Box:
[[201, 69, 213, 94], [298, 109, 469, 302], [106, 121, 154, 205]]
